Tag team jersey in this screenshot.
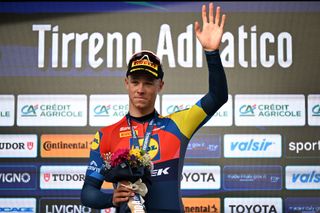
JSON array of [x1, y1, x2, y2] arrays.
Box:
[[81, 51, 228, 212]]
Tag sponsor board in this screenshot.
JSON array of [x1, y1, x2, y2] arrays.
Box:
[[0, 166, 37, 190], [186, 134, 221, 158], [162, 94, 233, 126], [40, 197, 95, 213], [287, 139, 320, 158], [0, 198, 36, 213], [17, 95, 87, 126], [181, 166, 220, 190], [41, 134, 93, 158], [224, 134, 282, 158], [0, 134, 37, 158], [285, 197, 320, 213], [224, 197, 282, 213], [223, 165, 282, 190], [40, 165, 87, 189], [0, 95, 14, 126], [100, 208, 116, 213], [182, 197, 220, 213], [286, 166, 320, 190], [89, 94, 160, 126], [235, 94, 305, 126], [308, 94, 320, 126]]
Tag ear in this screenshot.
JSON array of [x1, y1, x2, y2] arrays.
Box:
[[124, 77, 129, 90], [158, 80, 164, 93]]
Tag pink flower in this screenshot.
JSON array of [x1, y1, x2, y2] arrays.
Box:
[[110, 148, 130, 167]]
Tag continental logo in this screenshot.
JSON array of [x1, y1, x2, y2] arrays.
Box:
[[41, 134, 92, 158], [182, 198, 220, 213], [132, 59, 158, 70], [91, 132, 100, 150]]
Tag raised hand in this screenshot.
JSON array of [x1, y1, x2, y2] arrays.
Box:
[[194, 2, 226, 51]]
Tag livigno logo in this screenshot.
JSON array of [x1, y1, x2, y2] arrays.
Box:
[[17, 95, 87, 126], [235, 95, 305, 126]]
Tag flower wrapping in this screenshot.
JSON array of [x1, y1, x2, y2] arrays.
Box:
[[100, 148, 153, 213]]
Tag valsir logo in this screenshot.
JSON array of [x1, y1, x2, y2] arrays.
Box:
[[286, 166, 320, 190], [224, 134, 281, 158]]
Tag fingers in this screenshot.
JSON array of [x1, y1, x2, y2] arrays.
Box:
[[201, 4, 207, 24], [220, 14, 226, 29], [215, 6, 220, 25], [209, 3, 214, 23], [194, 21, 200, 35], [112, 187, 135, 206]]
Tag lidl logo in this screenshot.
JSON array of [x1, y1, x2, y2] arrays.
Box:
[[91, 132, 100, 150], [239, 104, 256, 116], [130, 135, 160, 161]]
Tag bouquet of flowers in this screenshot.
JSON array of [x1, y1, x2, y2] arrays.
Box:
[[101, 148, 153, 213]]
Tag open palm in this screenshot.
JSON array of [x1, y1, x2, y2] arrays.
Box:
[[195, 2, 226, 51]]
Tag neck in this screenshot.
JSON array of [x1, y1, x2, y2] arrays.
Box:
[[128, 106, 155, 118], [129, 109, 156, 122]]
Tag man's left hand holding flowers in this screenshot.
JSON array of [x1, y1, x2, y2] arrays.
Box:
[[101, 148, 153, 212]]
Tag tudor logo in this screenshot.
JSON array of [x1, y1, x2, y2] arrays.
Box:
[[44, 173, 50, 182]]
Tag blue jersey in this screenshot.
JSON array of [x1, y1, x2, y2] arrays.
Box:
[[81, 51, 228, 212]]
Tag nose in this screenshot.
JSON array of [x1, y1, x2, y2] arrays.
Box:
[[137, 82, 145, 94]]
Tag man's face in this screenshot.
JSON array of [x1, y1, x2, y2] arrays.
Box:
[[125, 73, 164, 112]]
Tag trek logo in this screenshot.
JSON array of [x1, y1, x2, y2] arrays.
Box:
[[224, 197, 282, 213], [239, 104, 256, 116], [224, 134, 281, 158], [181, 166, 220, 189], [286, 166, 320, 189], [40, 166, 87, 189], [0, 198, 36, 213], [21, 105, 38, 117], [151, 167, 170, 177]]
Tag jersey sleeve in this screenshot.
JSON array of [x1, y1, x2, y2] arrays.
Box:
[[167, 50, 228, 140], [81, 131, 115, 209], [84, 131, 105, 181]]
